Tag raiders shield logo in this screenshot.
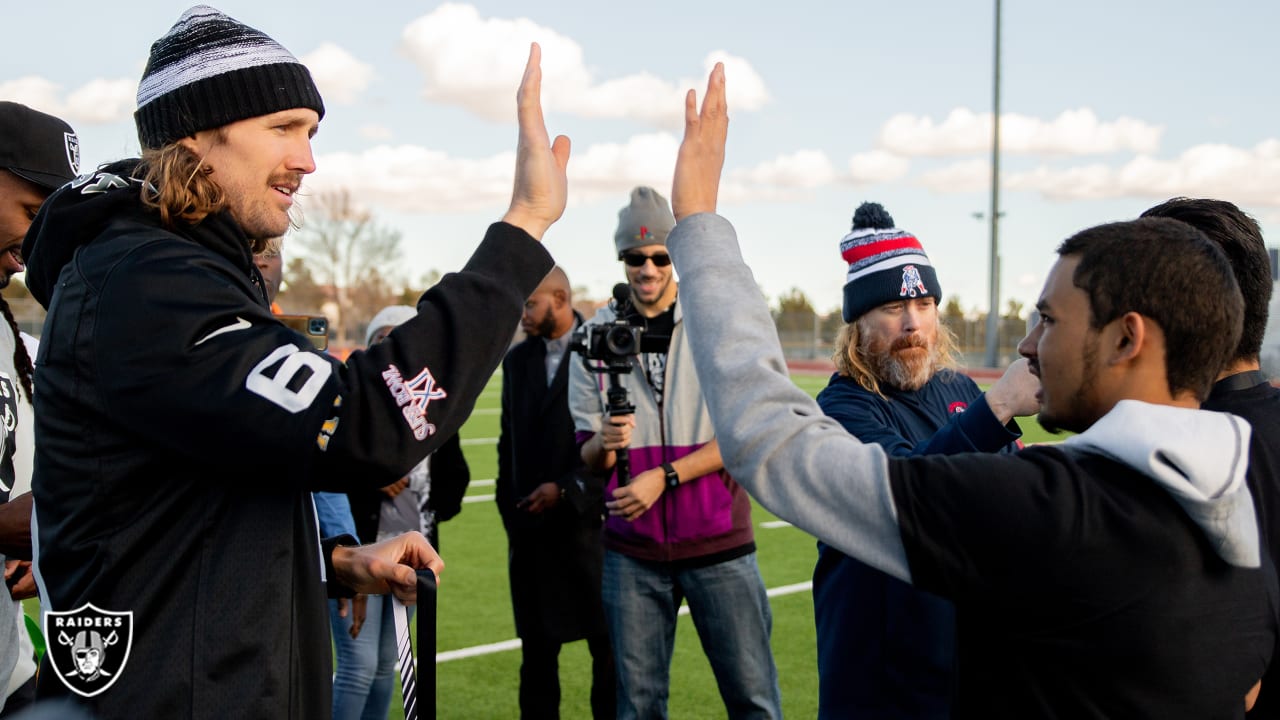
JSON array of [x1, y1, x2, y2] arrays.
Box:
[[43, 604, 134, 697], [64, 132, 81, 176]]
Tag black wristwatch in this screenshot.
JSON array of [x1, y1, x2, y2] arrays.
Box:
[[661, 462, 680, 489]]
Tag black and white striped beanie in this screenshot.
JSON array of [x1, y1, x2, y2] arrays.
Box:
[[135, 5, 325, 149]]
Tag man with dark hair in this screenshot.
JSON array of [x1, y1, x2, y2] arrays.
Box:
[[499, 266, 615, 719], [1142, 197, 1280, 718], [22, 6, 570, 719], [815, 200, 1039, 718], [664, 65, 1275, 718], [0, 100, 80, 716]]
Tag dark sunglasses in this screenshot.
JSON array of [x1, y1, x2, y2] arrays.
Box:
[[622, 252, 672, 267]]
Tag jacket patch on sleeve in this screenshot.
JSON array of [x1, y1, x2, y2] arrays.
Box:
[[383, 364, 448, 441], [316, 396, 342, 451]]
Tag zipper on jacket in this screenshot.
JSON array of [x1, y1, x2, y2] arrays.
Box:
[[659, 392, 671, 562]]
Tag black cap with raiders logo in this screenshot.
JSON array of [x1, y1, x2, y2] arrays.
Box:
[[0, 101, 80, 191]]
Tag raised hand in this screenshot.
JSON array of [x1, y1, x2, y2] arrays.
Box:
[[502, 42, 572, 241], [671, 62, 727, 222]]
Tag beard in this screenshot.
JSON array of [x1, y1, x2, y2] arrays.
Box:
[[861, 332, 937, 392], [524, 305, 558, 338], [1036, 334, 1098, 434]]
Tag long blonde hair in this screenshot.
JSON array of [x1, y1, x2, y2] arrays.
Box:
[[135, 134, 271, 255], [137, 141, 223, 226], [832, 315, 960, 397]]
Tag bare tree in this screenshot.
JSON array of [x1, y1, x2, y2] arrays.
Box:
[[292, 189, 404, 346], [276, 257, 328, 315]]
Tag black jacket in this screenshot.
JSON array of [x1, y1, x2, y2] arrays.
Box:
[[347, 431, 470, 548], [23, 161, 552, 719], [497, 320, 607, 642]]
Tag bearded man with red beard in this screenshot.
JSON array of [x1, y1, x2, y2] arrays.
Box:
[[811, 202, 1041, 719]]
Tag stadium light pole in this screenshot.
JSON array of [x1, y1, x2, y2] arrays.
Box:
[[983, 0, 1003, 369]]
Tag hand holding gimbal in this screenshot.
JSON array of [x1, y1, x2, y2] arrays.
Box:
[[570, 284, 645, 484]]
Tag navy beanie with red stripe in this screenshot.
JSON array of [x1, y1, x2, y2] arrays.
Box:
[[840, 202, 942, 322]]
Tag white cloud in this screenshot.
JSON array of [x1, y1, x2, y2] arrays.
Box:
[[308, 133, 679, 214], [1006, 141, 1280, 206], [300, 43, 374, 105], [399, 3, 767, 127], [308, 136, 858, 215], [64, 78, 137, 125], [566, 133, 680, 199], [0, 75, 135, 125], [879, 108, 1163, 157], [308, 145, 516, 214], [729, 150, 836, 189], [848, 150, 910, 184], [359, 124, 393, 141], [917, 159, 991, 193]]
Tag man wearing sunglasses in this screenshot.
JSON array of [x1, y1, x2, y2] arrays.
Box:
[[569, 187, 780, 719]]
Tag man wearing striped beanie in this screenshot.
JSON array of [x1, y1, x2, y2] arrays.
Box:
[[23, 6, 570, 719], [811, 202, 1040, 718]]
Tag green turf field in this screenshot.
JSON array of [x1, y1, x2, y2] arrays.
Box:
[[391, 371, 1065, 719]]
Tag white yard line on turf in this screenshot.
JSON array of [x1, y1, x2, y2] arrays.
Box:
[[433, 582, 813, 663]]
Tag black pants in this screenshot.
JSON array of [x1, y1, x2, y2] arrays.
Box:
[[519, 632, 616, 720]]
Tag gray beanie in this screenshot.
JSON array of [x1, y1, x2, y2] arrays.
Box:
[[135, 5, 325, 149], [614, 186, 675, 257]]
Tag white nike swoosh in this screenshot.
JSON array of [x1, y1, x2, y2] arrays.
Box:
[[195, 316, 253, 346]]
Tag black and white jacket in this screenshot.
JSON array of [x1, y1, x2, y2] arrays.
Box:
[[23, 160, 552, 719]]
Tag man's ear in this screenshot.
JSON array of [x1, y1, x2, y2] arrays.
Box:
[[1106, 311, 1147, 366], [552, 288, 568, 309], [176, 128, 216, 157]]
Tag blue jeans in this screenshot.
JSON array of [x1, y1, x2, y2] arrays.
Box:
[[602, 550, 781, 720], [330, 594, 407, 720]]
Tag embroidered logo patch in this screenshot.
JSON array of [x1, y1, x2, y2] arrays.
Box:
[[948, 401, 969, 415], [44, 604, 134, 698], [72, 171, 133, 195], [64, 132, 81, 176], [383, 364, 447, 441], [900, 265, 928, 298]]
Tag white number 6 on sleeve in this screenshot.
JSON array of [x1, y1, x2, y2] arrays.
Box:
[[246, 344, 332, 413]]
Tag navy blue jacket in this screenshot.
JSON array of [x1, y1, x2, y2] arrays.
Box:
[[814, 370, 1021, 719]]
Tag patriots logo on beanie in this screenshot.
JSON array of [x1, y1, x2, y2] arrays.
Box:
[[839, 202, 943, 322], [134, 5, 325, 149]]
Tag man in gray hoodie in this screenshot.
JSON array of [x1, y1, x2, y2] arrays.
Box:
[[662, 65, 1276, 719]]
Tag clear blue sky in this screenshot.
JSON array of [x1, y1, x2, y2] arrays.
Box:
[[7, 1, 1279, 316]]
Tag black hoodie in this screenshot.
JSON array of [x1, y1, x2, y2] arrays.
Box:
[[23, 162, 552, 719]]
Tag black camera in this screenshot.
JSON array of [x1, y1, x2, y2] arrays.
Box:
[[568, 283, 669, 486], [569, 284, 667, 373], [572, 320, 644, 372]]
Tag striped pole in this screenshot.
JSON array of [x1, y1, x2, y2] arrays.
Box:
[[395, 570, 437, 720]]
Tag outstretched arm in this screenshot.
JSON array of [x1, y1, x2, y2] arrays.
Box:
[[502, 42, 571, 242], [671, 63, 727, 222], [667, 65, 912, 582]]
